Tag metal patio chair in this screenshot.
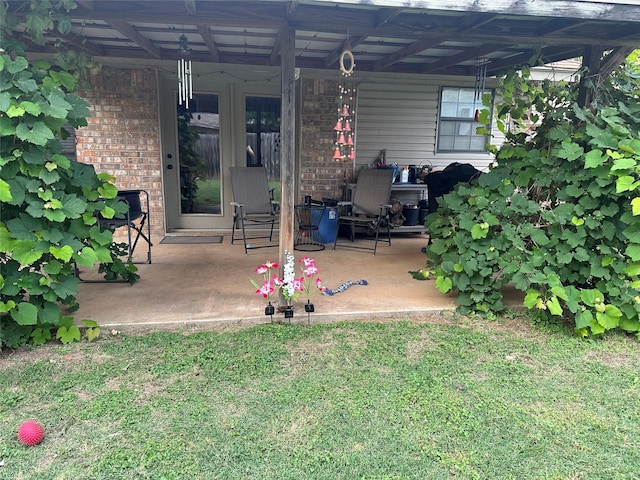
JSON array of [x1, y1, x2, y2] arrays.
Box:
[[101, 189, 152, 264], [229, 166, 279, 253], [334, 168, 394, 255]]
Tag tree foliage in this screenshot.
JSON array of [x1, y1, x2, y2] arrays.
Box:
[[1, 0, 138, 349], [416, 52, 640, 338]]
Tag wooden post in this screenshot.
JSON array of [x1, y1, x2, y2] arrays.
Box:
[[577, 45, 603, 108], [279, 26, 296, 282]]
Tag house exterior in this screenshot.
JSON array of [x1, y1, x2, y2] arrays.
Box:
[[8, 0, 640, 247]]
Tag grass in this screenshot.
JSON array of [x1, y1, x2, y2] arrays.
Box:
[[1, 318, 639, 479], [193, 179, 281, 208]]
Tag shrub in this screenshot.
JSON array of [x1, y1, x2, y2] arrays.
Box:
[[416, 53, 640, 338], [1, 0, 138, 348]]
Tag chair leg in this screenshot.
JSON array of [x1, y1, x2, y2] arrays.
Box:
[[231, 213, 238, 245]]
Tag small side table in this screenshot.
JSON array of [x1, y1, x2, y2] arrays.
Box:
[[294, 204, 325, 251]]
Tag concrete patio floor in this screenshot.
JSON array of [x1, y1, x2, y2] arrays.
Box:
[[74, 233, 524, 332]]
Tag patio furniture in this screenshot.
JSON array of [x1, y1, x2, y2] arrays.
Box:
[[101, 189, 152, 264], [333, 168, 394, 255], [229, 166, 279, 253]]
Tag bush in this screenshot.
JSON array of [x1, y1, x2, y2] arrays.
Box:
[[0, 0, 138, 348], [417, 52, 640, 338]]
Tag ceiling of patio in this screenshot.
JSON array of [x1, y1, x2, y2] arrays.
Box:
[[9, 0, 640, 76]]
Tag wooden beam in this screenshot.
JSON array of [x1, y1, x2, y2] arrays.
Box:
[[279, 26, 296, 269], [197, 25, 220, 62], [375, 8, 402, 27], [52, 32, 105, 56], [270, 27, 286, 66], [373, 37, 442, 71], [421, 43, 503, 74], [316, 0, 640, 23], [599, 46, 634, 79], [108, 21, 163, 59]]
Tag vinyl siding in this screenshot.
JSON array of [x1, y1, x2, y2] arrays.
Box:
[[355, 79, 503, 173]]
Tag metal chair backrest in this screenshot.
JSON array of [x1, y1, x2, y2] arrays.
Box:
[[352, 168, 394, 216], [229, 167, 274, 215], [117, 190, 144, 220]]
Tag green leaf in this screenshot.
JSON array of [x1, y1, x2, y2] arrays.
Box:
[[580, 289, 604, 307], [11, 302, 39, 325], [619, 317, 640, 332], [0, 179, 12, 202], [624, 243, 640, 261], [596, 304, 622, 330], [60, 195, 88, 218], [632, 198, 640, 216], [74, 246, 100, 267], [575, 310, 593, 329], [471, 222, 489, 239], [0, 298, 16, 313], [616, 175, 639, 193], [12, 240, 43, 266], [56, 325, 81, 344], [50, 245, 74, 262], [611, 157, 636, 171], [584, 149, 606, 168], [435, 275, 453, 293], [523, 290, 540, 309], [557, 141, 584, 161], [15, 121, 55, 146], [31, 328, 52, 346], [40, 302, 62, 325], [546, 296, 563, 316], [6, 56, 28, 74]]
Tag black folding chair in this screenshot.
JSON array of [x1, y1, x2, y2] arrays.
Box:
[[101, 189, 152, 264]]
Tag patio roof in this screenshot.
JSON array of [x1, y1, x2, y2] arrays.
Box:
[[8, 0, 640, 76]]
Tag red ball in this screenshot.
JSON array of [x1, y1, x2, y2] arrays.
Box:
[[17, 420, 45, 446]]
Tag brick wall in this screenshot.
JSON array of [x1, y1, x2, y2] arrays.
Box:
[[76, 67, 165, 241], [299, 78, 355, 203]]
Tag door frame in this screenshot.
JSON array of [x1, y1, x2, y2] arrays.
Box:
[[159, 74, 281, 231]]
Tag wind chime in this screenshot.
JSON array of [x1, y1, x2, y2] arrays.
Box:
[[177, 33, 193, 109], [332, 40, 356, 161], [474, 57, 488, 121]]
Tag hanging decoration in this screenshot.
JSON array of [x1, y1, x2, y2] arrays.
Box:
[[333, 38, 356, 162], [177, 33, 193, 109], [474, 57, 489, 121], [474, 57, 489, 102]]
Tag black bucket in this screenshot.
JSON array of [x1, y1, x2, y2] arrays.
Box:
[[403, 204, 419, 226], [418, 208, 429, 225]]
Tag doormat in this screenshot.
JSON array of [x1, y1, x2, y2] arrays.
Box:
[[160, 236, 223, 244]]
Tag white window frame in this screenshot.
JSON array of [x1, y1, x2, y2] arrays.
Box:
[[437, 87, 491, 153]]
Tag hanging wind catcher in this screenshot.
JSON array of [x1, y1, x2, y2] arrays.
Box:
[[177, 33, 193, 109], [332, 40, 356, 162]]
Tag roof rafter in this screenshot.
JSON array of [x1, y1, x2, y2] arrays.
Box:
[[108, 20, 163, 59]]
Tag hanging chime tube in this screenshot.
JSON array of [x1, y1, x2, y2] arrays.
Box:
[[178, 58, 193, 108]]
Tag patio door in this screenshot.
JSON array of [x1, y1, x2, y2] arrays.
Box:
[[160, 77, 282, 232], [161, 89, 229, 231]]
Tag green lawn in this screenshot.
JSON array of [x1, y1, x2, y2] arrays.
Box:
[[1, 318, 638, 479], [193, 179, 280, 207]]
